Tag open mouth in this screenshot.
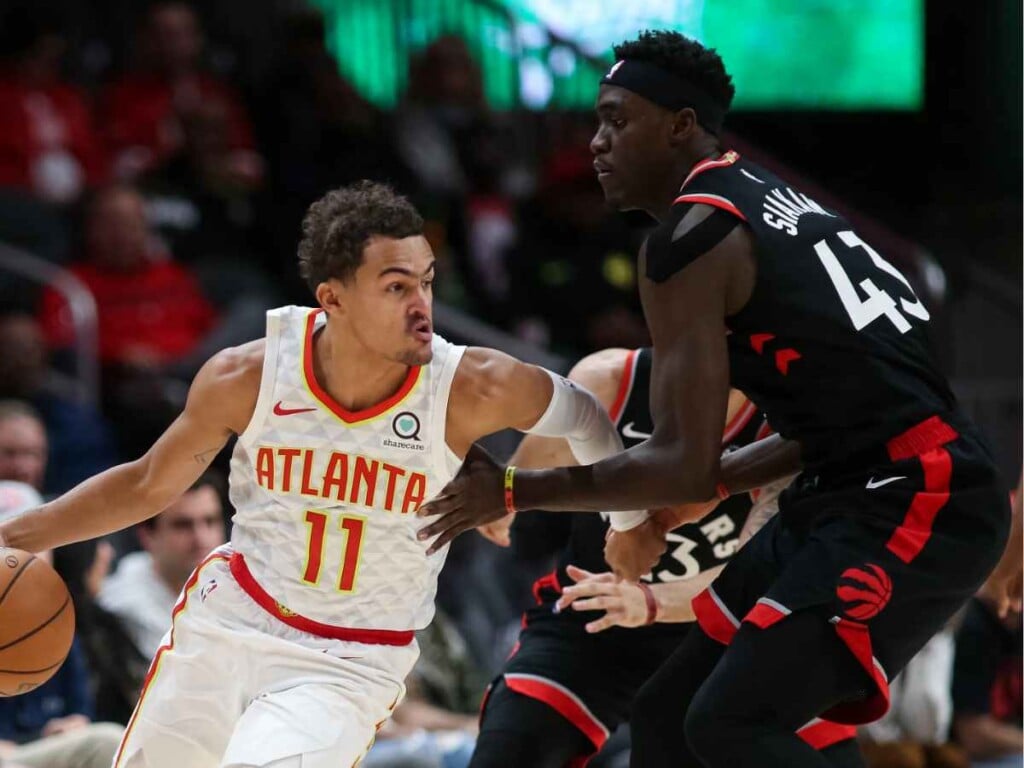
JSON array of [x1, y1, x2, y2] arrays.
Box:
[[411, 318, 432, 343], [593, 161, 612, 178]]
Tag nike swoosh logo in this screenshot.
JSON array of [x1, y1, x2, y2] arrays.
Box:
[[865, 476, 907, 490], [273, 401, 317, 416], [621, 422, 652, 440]]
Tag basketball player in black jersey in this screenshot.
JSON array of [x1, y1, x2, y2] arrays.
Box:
[[419, 30, 1010, 767], [467, 347, 862, 768]]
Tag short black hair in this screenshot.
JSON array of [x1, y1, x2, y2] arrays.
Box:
[[612, 30, 735, 112], [297, 181, 424, 291]]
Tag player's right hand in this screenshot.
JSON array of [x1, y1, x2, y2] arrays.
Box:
[[477, 513, 514, 547], [555, 565, 651, 633], [604, 518, 666, 582], [417, 443, 507, 554]]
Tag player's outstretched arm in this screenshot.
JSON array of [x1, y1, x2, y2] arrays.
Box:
[[476, 349, 626, 547], [423, 347, 650, 553], [0, 342, 262, 553]]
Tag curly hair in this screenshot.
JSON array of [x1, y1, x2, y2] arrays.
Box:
[[612, 30, 735, 111], [297, 181, 424, 291]]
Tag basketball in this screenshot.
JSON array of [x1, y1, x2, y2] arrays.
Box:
[[0, 548, 75, 697]]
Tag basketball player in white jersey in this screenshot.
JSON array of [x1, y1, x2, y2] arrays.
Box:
[[0, 181, 656, 768]]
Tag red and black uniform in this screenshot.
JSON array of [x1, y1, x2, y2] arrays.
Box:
[[470, 348, 861, 768], [629, 153, 1010, 768]]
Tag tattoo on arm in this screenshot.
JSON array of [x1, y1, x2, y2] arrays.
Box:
[[193, 447, 220, 465]]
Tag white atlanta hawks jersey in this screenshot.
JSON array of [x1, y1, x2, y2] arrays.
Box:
[[228, 306, 465, 631]]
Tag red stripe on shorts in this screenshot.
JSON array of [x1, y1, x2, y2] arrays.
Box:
[[885, 447, 953, 564], [693, 586, 740, 645], [504, 673, 609, 752], [797, 719, 858, 750]]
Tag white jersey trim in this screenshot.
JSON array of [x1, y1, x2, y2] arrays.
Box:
[[429, 340, 467, 480], [237, 309, 283, 445]]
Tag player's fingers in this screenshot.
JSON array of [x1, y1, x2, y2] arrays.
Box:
[[585, 614, 621, 633], [417, 493, 458, 518], [417, 509, 462, 544], [585, 610, 622, 634], [572, 596, 618, 613], [424, 522, 465, 556], [555, 584, 602, 612], [558, 579, 614, 606], [565, 564, 603, 583]]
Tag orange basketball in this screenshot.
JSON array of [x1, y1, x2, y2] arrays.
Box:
[[0, 548, 75, 697]]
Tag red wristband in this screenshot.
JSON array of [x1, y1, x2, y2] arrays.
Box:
[[715, 482, 730, 501], [636, 582, 659, 625], [504, 465, 517, 514]]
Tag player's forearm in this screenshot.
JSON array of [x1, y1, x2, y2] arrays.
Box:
[[521, 373, 649, 526], [514, 442, 712, 513], [718, 434, 802, 496], [652, 565, 723, 623], [0, 460, 167, 552]]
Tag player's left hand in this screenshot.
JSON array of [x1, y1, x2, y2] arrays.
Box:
[[555, 565, 652, 633], [417, 444, 506, 554], [604, 518, 667, 582]]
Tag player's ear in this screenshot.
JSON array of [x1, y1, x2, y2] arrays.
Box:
[[668, 107, 699, 147], [316, 279, 346, 316]]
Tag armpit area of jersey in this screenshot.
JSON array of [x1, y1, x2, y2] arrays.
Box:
[[644, 203, 742, 283]]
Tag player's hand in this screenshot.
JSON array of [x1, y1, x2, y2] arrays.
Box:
[[477, 512, 514, 547], [555, 565, 652, 633], [977, 566, 1024, 619], [604, 518, 667, 582], [417, 444, 506, 555]]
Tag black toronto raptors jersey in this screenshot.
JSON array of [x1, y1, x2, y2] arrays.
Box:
[[553, 348, 759, 604], [663, 152, 956, 468]]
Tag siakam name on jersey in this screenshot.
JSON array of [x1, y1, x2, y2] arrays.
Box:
[[761, 187, 835, 236]]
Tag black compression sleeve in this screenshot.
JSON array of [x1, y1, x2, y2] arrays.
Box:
[[645, 205, 742, 283]]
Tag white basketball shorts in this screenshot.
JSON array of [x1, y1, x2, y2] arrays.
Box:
[[112, 546, 419, 768]]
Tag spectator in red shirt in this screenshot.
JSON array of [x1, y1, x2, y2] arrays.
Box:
[[0, 5, 105, 203], [38, 183, 222, 457], [39, 183, 217, 368], [100, 1, 262, 182]]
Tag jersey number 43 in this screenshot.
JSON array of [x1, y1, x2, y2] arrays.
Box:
[[815, 231, 930, 334]]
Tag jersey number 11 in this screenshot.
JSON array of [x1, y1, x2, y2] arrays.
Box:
[[301, 510, 366, 592]]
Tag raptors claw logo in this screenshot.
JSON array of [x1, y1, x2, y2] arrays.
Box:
[[836, 563, 892, 621]]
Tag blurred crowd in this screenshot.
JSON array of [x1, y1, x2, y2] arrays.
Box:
[[0, 2, 1019, 768]]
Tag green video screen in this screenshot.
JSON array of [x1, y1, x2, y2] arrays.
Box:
[[311, 0, 922, 111]]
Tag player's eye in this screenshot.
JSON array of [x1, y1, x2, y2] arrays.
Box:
[[386, 282, 404, 294]]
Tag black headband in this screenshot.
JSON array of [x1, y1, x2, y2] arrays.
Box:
[[600, 59, 726, 135]]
